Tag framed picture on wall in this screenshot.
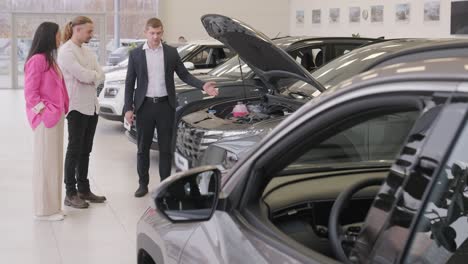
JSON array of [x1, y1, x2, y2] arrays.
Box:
[[349, 7, 360, 23], [424, 1, 440, 22], [312, 9, 321, 24], [371, 5, 384, 23], [296, 10, 304, 25], [395, 3, 410, 23], [451, 1, 468, 34], [329, 8, 340, 24]]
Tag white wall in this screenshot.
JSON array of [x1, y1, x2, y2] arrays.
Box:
[[289, 0, 468, 39], [159, 0, 289, 43]]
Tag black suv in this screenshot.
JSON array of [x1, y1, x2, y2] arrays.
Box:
[[127, 36, 378, 148]]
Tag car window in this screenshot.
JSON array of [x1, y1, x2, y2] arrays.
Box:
[[117, 58, 129, 67], [404, 122, 468, 264], [223, 48, 234, 59], [208, 47, 230, 65], [189, 48, 210, 65], [289, 46, 325, 72], [284, 111, 419, 171], [177, 44, 198, 59], [332, 44, 361, 58], [309, 41, 412, 89], [111, 47, 129, 55]]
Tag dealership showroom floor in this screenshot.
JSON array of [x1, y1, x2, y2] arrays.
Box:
[[0, 90, 162, 264], [4, 0, 468, 264]]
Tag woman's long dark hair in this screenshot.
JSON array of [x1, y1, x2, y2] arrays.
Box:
[[26, 22, 59, 70]]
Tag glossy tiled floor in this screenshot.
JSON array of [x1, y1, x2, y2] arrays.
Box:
[[0, 90, 162, 264]]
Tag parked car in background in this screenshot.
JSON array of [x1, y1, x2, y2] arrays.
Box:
[[106, 46, 133, 66], [98, 39, 235, 121], [105, 38, 147, 54], [175, 34, 468, 171], [136, 16, 468, 264], [126, 35, 379, 149], [102, 39, 146, 72]]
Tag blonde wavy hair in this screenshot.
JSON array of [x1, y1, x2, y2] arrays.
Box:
[[62, 16, 93, 42]]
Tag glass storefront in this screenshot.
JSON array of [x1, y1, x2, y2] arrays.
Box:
[[0, 0, 159, 89], [0, 13, 11, 89]]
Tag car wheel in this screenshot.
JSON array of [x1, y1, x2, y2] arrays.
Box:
[[138, 250, 156, 264]]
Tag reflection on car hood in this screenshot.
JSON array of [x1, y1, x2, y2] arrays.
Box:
[[103, 69, 233, 89], [249, 116, 287, 131], [210, 135, 264, 156], [201, 14, 324, 92], [209, 117, 283, 157], [174, 74, 234, 88]]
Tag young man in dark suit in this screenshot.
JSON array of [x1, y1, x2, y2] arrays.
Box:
[[124, 18, 218, 197]]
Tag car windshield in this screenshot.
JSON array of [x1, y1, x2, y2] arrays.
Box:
[[111, 47, 129, 55], [208, 55, 252, 79], [114, 43, 195, 68], [281, 110, 420, 174], [177, 44, 199, 59], [117, 58, 128, 67]]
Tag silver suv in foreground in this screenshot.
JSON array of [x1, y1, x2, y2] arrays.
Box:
[[137, 14, 468, 264]]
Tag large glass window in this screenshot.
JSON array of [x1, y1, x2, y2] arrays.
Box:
[[0, 13, 11, 89], [15, 0, 66, 11], [63, 1, 105, 12], [0, 0, 159, 89], [120, 0, 158, 12], [0, 0, 10, 10], [12, 0, 106, 12]]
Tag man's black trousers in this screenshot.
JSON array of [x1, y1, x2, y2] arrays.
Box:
[[136, 97, 175, 186]]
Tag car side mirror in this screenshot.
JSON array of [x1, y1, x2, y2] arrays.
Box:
[[183, 62, 195, 71], [155, 166, 221, 223]]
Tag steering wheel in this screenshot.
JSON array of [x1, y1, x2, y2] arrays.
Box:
[[328, 178, 384, 263]]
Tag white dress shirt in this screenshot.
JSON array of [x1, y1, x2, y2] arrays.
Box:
[[143, 41, 167, 97], [57, 40, 104, 116]]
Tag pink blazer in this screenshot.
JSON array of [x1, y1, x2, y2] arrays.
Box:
[[24, 54, 69, 129]]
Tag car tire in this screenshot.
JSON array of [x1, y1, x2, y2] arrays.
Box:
[[138, 250, 156, 264]]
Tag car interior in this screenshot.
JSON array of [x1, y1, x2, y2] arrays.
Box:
[[291, 47, 324, 72], [188, 47, 231, 69], [258, 104, 424, 260]]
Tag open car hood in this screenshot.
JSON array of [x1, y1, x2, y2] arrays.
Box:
[[201, 14, 325, 92]]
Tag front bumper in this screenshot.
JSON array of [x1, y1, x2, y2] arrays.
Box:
[[99, 105, 124, 121]]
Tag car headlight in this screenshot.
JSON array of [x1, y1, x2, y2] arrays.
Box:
[[222, 151, 239, 170], [104, 87, 120, 98], [106, 80, 125, 85]]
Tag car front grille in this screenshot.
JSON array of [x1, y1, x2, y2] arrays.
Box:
[[176, 122, 209, 166], [97, 83, 104, 96]]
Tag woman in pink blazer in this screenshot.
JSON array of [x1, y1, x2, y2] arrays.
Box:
[[24, 22, 69, 221]]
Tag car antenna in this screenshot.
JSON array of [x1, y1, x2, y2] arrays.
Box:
[[237, 56, 248, 101]]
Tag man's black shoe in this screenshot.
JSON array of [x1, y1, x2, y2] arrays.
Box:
[[134, 185, 148, 197]]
